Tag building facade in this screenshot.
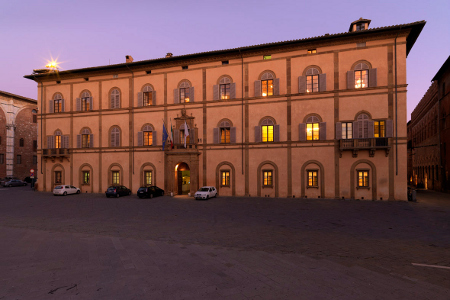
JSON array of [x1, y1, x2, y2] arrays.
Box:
[[26, 19, 425, 200], [0, 90, 38, 179]]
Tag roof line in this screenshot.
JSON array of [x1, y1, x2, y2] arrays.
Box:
[[0, 90, 37, 103]]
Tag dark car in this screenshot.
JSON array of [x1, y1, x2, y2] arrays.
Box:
[[137, 186, 164, 198], [3, 179, 27, 187], [105, 186, 131, 198]]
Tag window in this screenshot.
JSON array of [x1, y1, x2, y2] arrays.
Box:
[[180, 88, 190, 103], [83, 171, 90, 184], [221, 170, 230, 187], [55, 131, 62, 148], [143, 91, 152, 106], [342, 122, 353, 139], [17, 155, 21, 164], [255, 72, 278, 97], [214, 120, 235, 144], [144, 171, 152, 186], [222, 60, 229, 65], [0, 136, 1, 145], [356, 23, 365, 31], [262, 124, 274, 142], [55, 171, 62, 184], [32, 110, 37, 123], [52, 94, 63, 113], [19, 138, 24, 147], [144, 131, 153, 146], [262, 79, 274, 97], [81, 91, 91, 111], [355, 114, 370, 138], [0, 154, 4, 164], [220, 127, 230, 144], [33, 155, 37, 164], [220, 84, 230, 100], [182, 65, 188, 70], [306, 68, 319, 93], [33, 140, 37, 151], [81, 129, 91, 148], [357, 170, 369, 188], [180, 129, 190, 144], [263, 170, 273, 187], [110, 127, 120, 147], [112, 171, 120, 185], [307, 49, 317, 54], [263, 55, 271, 60], [256, 118, 279, 143], [307, 170, 318, 187], [110, 89, 120, 109], [374, 120, 385, 138], [306, 116, 320, 141], [354, 63, 369, 89]]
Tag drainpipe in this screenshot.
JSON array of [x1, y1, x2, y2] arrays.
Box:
[[125, 64, 135, 174], [33, 76, 44, 175], [239, 49, 244, 175], [394, 26, 402, 176]]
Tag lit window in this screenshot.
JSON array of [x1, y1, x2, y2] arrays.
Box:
[[342, 122, 353, 139], [112, 171, 120, 185], [357, 170, 369, 187], [220, 128, 230, 144], [307, 49, 317, 54], [306, 68, 320, 93], [180, 88, 190, 103], [220, 84, 230, 99], [54, 99, 62, 113], [306, 123, 319, 141], [81, 91, 91, 111], [263, 170, 273, 186], [143, 91, 152, 106], [221, 170, 230, 187], [82, 134, 90, 148], [83, 171, 90, 184], [261, 79, 274, 97], [262, 125, 274, 142], [374, 121, 385, 138], [180, 129, 190, 144], [144, 171, 152, 186], [354, 63, 370, 89], [263, 55, 271, 60], [144, 131, 153, 146], [307, 170, 318, 187]]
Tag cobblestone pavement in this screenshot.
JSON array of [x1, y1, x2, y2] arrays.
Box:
[[0, 186, 449, 299]]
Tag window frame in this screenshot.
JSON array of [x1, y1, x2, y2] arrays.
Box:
[[342, 122, 353, 139], [219, 83, 230, 100], [357, 170, 370, 189], [220, 170, 230, 187], [82, 134, 90, 148], [82, 171, 90, 185], [307, 170, 319, 188], [143, 91, 152, 106], [19, 138, 24, 147], [180, 87, 190, 103], [16, 155, 21, 164], [55, 171, 62, 184], [261, 79, 274, 97], [220, 127, 230, 144], [112, 171, 120, 185], [262, 170, 273, 187], [0, 154, 3, 164], [144, 171, 152, 186], [374, 120, 386, 138]]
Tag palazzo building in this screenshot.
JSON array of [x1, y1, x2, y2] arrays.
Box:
[[25, 18, 425, 200], [0, 90, 38, 179]]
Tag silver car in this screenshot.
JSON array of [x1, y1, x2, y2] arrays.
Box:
[[3, 179, 27, 187], [194, 186, 217, 200], [53, 185, 81, 196]]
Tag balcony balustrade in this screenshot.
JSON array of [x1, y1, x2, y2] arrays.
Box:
[[42, 148, 70, 161], [339, 138, 390, 157]]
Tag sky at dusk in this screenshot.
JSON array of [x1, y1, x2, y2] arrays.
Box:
[[1, 0, 448, 120]]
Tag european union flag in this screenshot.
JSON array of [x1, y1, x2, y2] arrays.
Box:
[[162, 123, 169, 150]]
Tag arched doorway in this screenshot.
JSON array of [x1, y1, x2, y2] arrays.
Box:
[[175, 162, 190, 195]]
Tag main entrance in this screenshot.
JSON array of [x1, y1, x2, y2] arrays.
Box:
[[176, 162, 190, 195]]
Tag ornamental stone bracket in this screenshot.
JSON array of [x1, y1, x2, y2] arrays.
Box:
[[352, 149, 358, 158]]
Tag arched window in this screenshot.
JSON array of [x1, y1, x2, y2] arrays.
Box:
[[347, 62, 377, 89], [299, 67, 326, 93], [77, 128, 93, 148], [213, 119, 236, 144], [138, 85, 156, 107], [299, 115, 326, 141], [306, 116, 320, 140], [213, 76, 236, 100], [110, 127, 120, 147], [174, 81, 194, 104], [110, 89, 120, 109], [50, 93, 64, 113], [77, 91, 92, 111], [138, 124, 157, 146], [54, 131, 62, 148], [255, 118, 280, 143], [47, 130, 69, 149], [356, 113, 371, 138], [255, 71, 280, 97], [306, 68, 319, 93]]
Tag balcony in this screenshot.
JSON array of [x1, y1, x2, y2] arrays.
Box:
[[340, 138, 390, 157], [42, 148, 70, 162]]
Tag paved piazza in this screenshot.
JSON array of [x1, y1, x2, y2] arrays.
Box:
[[0, 186, 449, 299]]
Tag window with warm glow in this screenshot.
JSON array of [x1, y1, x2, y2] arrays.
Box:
[[180, 130, 190, 144], [83, 171, 90, 184], [307, 75, 319, 93], [54, 99, 62, 113], [357, 170, 369, 187], [263, 170, 273, 186], [307, 49, 317, 54], [112, 171, 120, 185], [355, 70, 368, 88], [220, 84, 230, 99], [262, 125, 274, 142], [221, 170, 230, 187], [144, 131, 153, 146], [306, 123, 319, 140], [143, 91, 152, 106], [81, 98, 90, 111], [342, 122, 353, 139], [144, 171, 152, 186], [261, 80, 273, 97], [82, 134, 90, 148], [180, 88, 190, 102], [307, 170, 318, 187], [55, 135, 61, 148], [220, 128, 230, 144], [374, 121, 385, 138]]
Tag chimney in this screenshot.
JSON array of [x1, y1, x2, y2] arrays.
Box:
[[126, 55, 134, 63], [166, 53, 173, 58]]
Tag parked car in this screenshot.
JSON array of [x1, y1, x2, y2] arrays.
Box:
[[53, 185, 81, 196], [106, 186, 131, 198], [3, 179, 27, 187], [194, 186, 217, 200], [0, 177, 14, 186], [137, 186, 165, 198]]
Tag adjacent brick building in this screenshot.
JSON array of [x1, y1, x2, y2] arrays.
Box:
[[0, 90, 38, 180]]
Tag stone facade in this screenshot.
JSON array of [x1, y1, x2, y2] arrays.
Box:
[[26, 19, 425, 200], [0, 91, 37, 179]]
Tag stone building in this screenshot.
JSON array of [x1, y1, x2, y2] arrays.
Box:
[[25, 18, 425, 200], [0, 90, 38, 179]]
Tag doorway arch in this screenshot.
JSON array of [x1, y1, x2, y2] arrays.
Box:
[[175, 162, 190, 195]]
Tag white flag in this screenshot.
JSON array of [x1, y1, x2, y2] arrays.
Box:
[[184, 121, 189, 148]]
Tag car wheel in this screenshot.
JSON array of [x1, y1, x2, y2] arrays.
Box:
[[116, 194, 120, 198], [63, 192, 67, 196], [77, 190, 80, 194]]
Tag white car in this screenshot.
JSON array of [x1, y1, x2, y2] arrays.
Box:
[[194, 186, 217, 200], [53, 185, 81, 196]]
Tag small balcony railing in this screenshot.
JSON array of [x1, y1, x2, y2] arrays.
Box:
[[42, 148, 70, 157], [340, 138, 390, 157]]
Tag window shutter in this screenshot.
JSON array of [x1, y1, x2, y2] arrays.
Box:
[[50, 135, 55, 148], [230, 83, 236, 99], [298, 76, 306, 93], [137, 131, 143, 146], [111, 130, 116, 147], [274, 78, 280, 96], [335, 122, 342, 140], [138, 92, 143, 107], [49, 100, 53, 113], [274, 124, 280, 142], [174, 89, 179, 104], [76, 98, 81, 111], [61, 99, 65, 112], [368, 120, 374, 138], [254, 126, 261, 142], [189, 87, 195, 102], [319, 74, 326, 92], [386, 119, 393, 137], [152, 91, 156, 106], [213, 85, 219, 100], [174, 129, 180, 144], [299, 123, 306, 141], [189, 129, 195, 144], [63, 135, 69, 148], [89, 134, 94, 147], [353, 121, 359, 139], [47, 136, 52, 149], [254, 80, 261, 97], [369, 68, 377, 87], [213, 128, 220, 144], [347, 71, 355, 89], [77, 134, 81, 148], [319, 122, 327, 140], [89, 97, 93, 111], [110, 93, 115, 109], [153, 131, 157, 146], [230, 127, 236, 143], [115, 93, 120, 109]]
